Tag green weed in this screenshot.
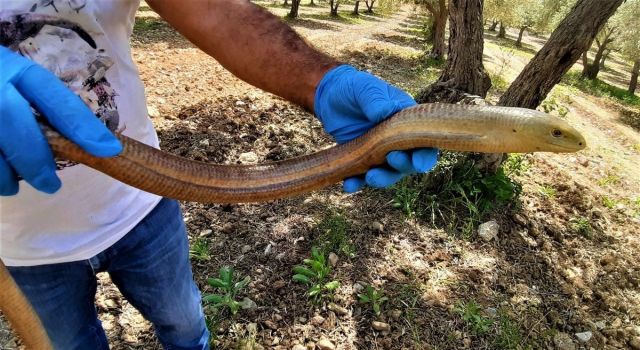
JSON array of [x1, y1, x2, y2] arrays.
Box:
[[602, 196, 618, 209], [392, 181, 422, 218], [489, 72, 510, 94], [570, 216, 593, 239], [315, 213, 355, 257], [598, 173, 621, 187], [292, 247, 340, 303], [538, 185, 556, 199], [540, 94, 569, 118], [189, 238, 211, 261], [562, 71, 640, 107], [493, 311, 525, 350], [503, 154, 530, 176], [358, 284, 389, 316], [455, 301, 492, 335], [203, 267, 251, 315]]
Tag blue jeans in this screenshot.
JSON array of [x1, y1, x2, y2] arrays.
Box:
[[8, 198, 210, 350]]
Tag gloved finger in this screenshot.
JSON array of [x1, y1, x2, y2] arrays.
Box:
[[0, 155, 19, 196], [411, 148, 439, 173], [365, 167, 405, 188], [0, 84, 61, 193], [13, 64, 122, 158], [358, 79, 416, 123], [343, 176, 365, 193], [386, 151, 416, 174]]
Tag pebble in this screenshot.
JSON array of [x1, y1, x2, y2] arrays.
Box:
[[147, 105, 160, 118], [199, 229, 212, 237], [463, 338, 471, 348], [328, 252, 338, 267], [389, 309, 402, 320], [575, 331, 592, 343], [371, 221, 384, 232], [611, 318, 622, 328], [263, 320, 278, 330], [629, 337, 640, 350], [478, 220, 499, 241], [235, 100, 246, 106], [485, 307, 497, 317], [105, 299, 116, 308], [272, 280, 286, 290], [240, 297, 257, 310], [222, 223, 234, 234], [553, 332, 576, 350], [199, 139, 210, 147], [316, 338, 335, 350], [273, 314, 283, 322], [241, 245, 251, 254], [239, 151, 258, 164], [291, 345, 306, 350], [310, 315, 325, 326], [371, 321, 390, 332], [352, 282, 364, 293], [595, 320, 606, 330], [264, 243, 272, 256], [328, 303, 349, 315]]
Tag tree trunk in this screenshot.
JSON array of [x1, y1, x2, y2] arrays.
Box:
[[498, 0, 624, 109], [287, 0, 301, 18], [489, 20, 498, 31], [630, 59, 640, 94], [416, 0, 491, 103], [353, 0, 360, 15], [516, 26, 527, 47], [599, 49, 610, 70], [283, 0, 289, 6], [423, 0, 447, 60], [581, 50, 588, 69], [582, 26, 616, 79], [330, 0, 339, 16], [310, 0, 315, 6], [497, 21, 506, 38], [365, 0, 375, 13]]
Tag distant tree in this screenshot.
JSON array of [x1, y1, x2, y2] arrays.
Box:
[[353, 0, 361, 14], [581, 25, 617, 79], [611, 0, 640, 93], [499, 0, 624, 109], [288, 0, 302, 17], [417, 0, 490, 103], [329, 0, 340, 15], [365, 0, 376, 12], [417, 0, 447, 59]]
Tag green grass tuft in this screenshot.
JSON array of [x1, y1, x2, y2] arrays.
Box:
[[561, 71, 640, 107]]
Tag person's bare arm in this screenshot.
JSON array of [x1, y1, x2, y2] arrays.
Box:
[[146, 0, 339, 111]]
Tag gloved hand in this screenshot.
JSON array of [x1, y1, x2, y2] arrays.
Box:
[[0, 46, 122, 195], [314, 65, 438, 193]]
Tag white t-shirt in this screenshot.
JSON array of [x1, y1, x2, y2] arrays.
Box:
[[0, 0, 162, 266]]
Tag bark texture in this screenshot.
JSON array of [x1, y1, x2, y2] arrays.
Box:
[[498, 0, 624, 109], [423, 0, 447, 60], [630, 59, 640, 94], [416, 0, 491, 103]]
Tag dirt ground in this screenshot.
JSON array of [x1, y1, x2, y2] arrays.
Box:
[[2, 1, 639, 350]]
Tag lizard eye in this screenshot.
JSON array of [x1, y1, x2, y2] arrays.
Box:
[[551, 129, 563, 138]]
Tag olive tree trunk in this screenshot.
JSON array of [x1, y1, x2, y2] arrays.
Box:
[[582, 26, 617, 79], [498, 0, 624, 109], [423, 0, 447, 60], [329, 0, 339, 15], [488, 19, 498, 31], [416, 0, 491, 103], [353, 0, 360, 15], [630, 59, 640, 94], [365, 0, 375, 13], [287, 0, 301, 18], [516, 26, 527, 47], [497, 21, 506, 38]]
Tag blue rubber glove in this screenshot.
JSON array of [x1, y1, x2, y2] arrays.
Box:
[[0, 46, 122, 195], [314, 65, 438, 193]]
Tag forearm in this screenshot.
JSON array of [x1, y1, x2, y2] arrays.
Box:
[[147, 0, 339, 110]]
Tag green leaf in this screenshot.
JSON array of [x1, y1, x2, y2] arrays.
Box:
[[203, 294, 224, 304], [308, 285, 322, 296], [234, 276, 250, 291], [219, 266, 234, 284], [373, 303, 381, 315], [293, 274, 311, 285], [324, 281, 340, 291], [358, 294, 371, 303], [293, 266, 316, 278], [308, 260, 324, 273], [207, 278, 228, 289], [229, 301, 240, 314]]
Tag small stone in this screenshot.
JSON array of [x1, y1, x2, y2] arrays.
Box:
[[263, 320, 278, 330], [239, 297, 257, 310], [371, 221, 384, 232], [272, 280, 286, 290], [235, 100, 246, 106], [273, 314, 283, 321], [577, 156, 589, 167], [611, 318, 622, 328], [199, 229, 212, 237], [389, 309, 402, 320], [147, 105, 160, 118], [310, 315, 325, 326], [485, 307, 498, 317], [316, 338, 335, 350], [594, 320, 606, 330], [352, 282, 364, 293], [575, 331, 592, 343], [298, 317, 307, 324], [305, 342, 314, 350], [629, 337, 640, 350], [222, 223, 234, 234], [292, 345, 306, 350], [371, 321, 391, 332], [328, 303, 349, 315], [463, 338, 471, 348], [328, 252, 338, 267], [241, 245, 251, 254], [264, 243, 273, 256], [105, 299, 117, 308], [199, 139, 210, 147], [239, 152, 258, 164], [276, 252, 286, 260], [478, 220, 499, 242], [553, 332, 576, 350]]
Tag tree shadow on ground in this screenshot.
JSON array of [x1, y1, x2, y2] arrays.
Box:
[[483, 32, 539, 57], [132, 16, 194, 49], [371, 33, 424, 50], [284, 17, 339, 31]]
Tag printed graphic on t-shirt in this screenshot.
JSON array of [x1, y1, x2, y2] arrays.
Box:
[[0, 0, 120, 170]]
